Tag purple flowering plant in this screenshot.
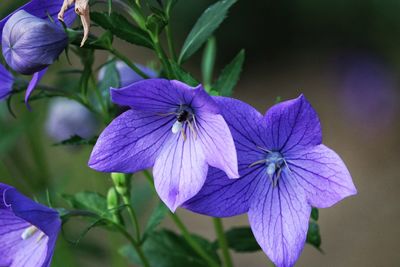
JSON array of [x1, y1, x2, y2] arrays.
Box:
[[0, 1, 357, 267]]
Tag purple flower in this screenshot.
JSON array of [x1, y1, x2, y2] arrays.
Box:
[[0, 0, 76, 105], [185, 95, 357, 267], [89, 79, 239, 211], [0, 63, 13, 100], [2, 10, 68, 75], [98, 61, 158, 87], [45, 98, 99, 142], [0, 183, 61, 267]]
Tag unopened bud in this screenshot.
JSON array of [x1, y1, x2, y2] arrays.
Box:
[[2, 10, 68, 75]]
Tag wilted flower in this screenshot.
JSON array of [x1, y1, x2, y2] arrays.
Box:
[[0, 183, 61, 267], [2, 10, 68, 75], [58, 0, 90, 47], [0, 64, 13, 101], [46, 98, 99, 142], [89, 79, 239, 211], [185, 95, 357, 267], [98, 61, 158, 87]]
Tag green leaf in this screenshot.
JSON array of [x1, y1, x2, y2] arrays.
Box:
[[307, 221, 322, 250], [214, 49, 245, 96], [143, 202, 169, 240], [98, 59, 120, 107], [120, 230, 220, 267], [179, 0, 237, 63], [62, 191, 108, 216], [53, 135, 98, 146], [311, 207, 319, 221], [223, 227, 261, 252], [201, 37, 217, 89], [169, 61, 199, 86], [91, 12, 153, 49]]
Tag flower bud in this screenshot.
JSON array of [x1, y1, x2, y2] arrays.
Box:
[[2, 10, 68, 75], [111, 173, 131, 196], [45, 98, 99, 142], [98, 61, 158, 87]]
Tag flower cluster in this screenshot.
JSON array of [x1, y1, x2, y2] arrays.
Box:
[[89, 79, 357, 266], [0, 1, 357, 267]]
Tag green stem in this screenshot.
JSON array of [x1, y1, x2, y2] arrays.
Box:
[[109, 48, 149, 78], [166, 25, 177, 62], [122, 194, 141, 241], [170, 213, 220, 267], [213, 218, 233, 267], [142, 170, 220, 267]]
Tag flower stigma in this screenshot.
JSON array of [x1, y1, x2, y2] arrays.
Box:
[[249, 147, 289, 186]]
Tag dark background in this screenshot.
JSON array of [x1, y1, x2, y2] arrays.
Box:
[[1, 0, 399, 266]]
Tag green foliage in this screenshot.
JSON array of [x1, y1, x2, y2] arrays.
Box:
[[98, 59, 120, 108], [202, 37, 217, 90], [214, 49, 245, 96], [169, 61, 199, 86], [311, 207, 319, 221], [53, 135, 97, 146], [62, 191, 109, 216], [179, 0, 238, 63], [307, 221, 322, 250], [142, 202, 169, 241], [120, 229, 220, 267], [222, 227, 260, 252], [91, 12, 153, 49]]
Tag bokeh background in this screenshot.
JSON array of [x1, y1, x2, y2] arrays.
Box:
[[1, 0, 399, 266]]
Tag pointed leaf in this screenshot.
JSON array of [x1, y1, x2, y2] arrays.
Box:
[[143, 202, 169, 240], [307, 221, 322, 250], [223, 227, 261, 252], [214, 49, 245, 96], [62, 191, 108, 216], [179, 0, 237, 63]]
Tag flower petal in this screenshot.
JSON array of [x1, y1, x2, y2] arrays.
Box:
[[248, 175, 311, 267], [184, 165, 263, 217], [185, 96, 267, 216], [0, 209, 49, 267], [89, 109, 174, 173], [153, 129, 208, 212], [263, 94, 322, 154], [0, 64, 13, 100], [286, 144, 357, 208], [25, 68, 47, 108], [111, 79, 219, 114], [196, 112, 238, 178], [0, 0, 76, 34]]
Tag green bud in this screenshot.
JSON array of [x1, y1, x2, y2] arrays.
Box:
[[107, 187, 119, 210], [111, 172, 131, 196]]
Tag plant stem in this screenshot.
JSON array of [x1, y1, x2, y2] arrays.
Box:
[[166, 25, 177, 62], [170, 213, 220, 267], [142, 170, 220, 267], [213, 218, 234, 267], [122, 194, 141, 241], [109, 48, 149, 79]]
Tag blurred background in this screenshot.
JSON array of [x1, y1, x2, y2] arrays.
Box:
[[1, 0, 399, 266]]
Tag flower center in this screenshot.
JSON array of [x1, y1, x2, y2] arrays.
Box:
[[171, 106, 197, 140], [249, 148, 287, 186]]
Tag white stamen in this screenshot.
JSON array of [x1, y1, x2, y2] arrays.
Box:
[[21, 225, 38, 240], [266, 163, 276, 178], [172, 121, 183, 134]]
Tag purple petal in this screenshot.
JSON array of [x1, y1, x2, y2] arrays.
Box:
[[185, 97, 266, 216], [89, 109, 174, 173], [196, 112, 238, 178], [25, 68, 47, 108], [248, 175, 311, 267], [0, 0, 76, 34], [111, 79, 219, 114], [0, 64, 13, 100], [0, 210, 49, 267], [153, 129, 208, 212], [286, 144, 357, 208], [263, 94, 322, 154], [0, 183, 60, 267]]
